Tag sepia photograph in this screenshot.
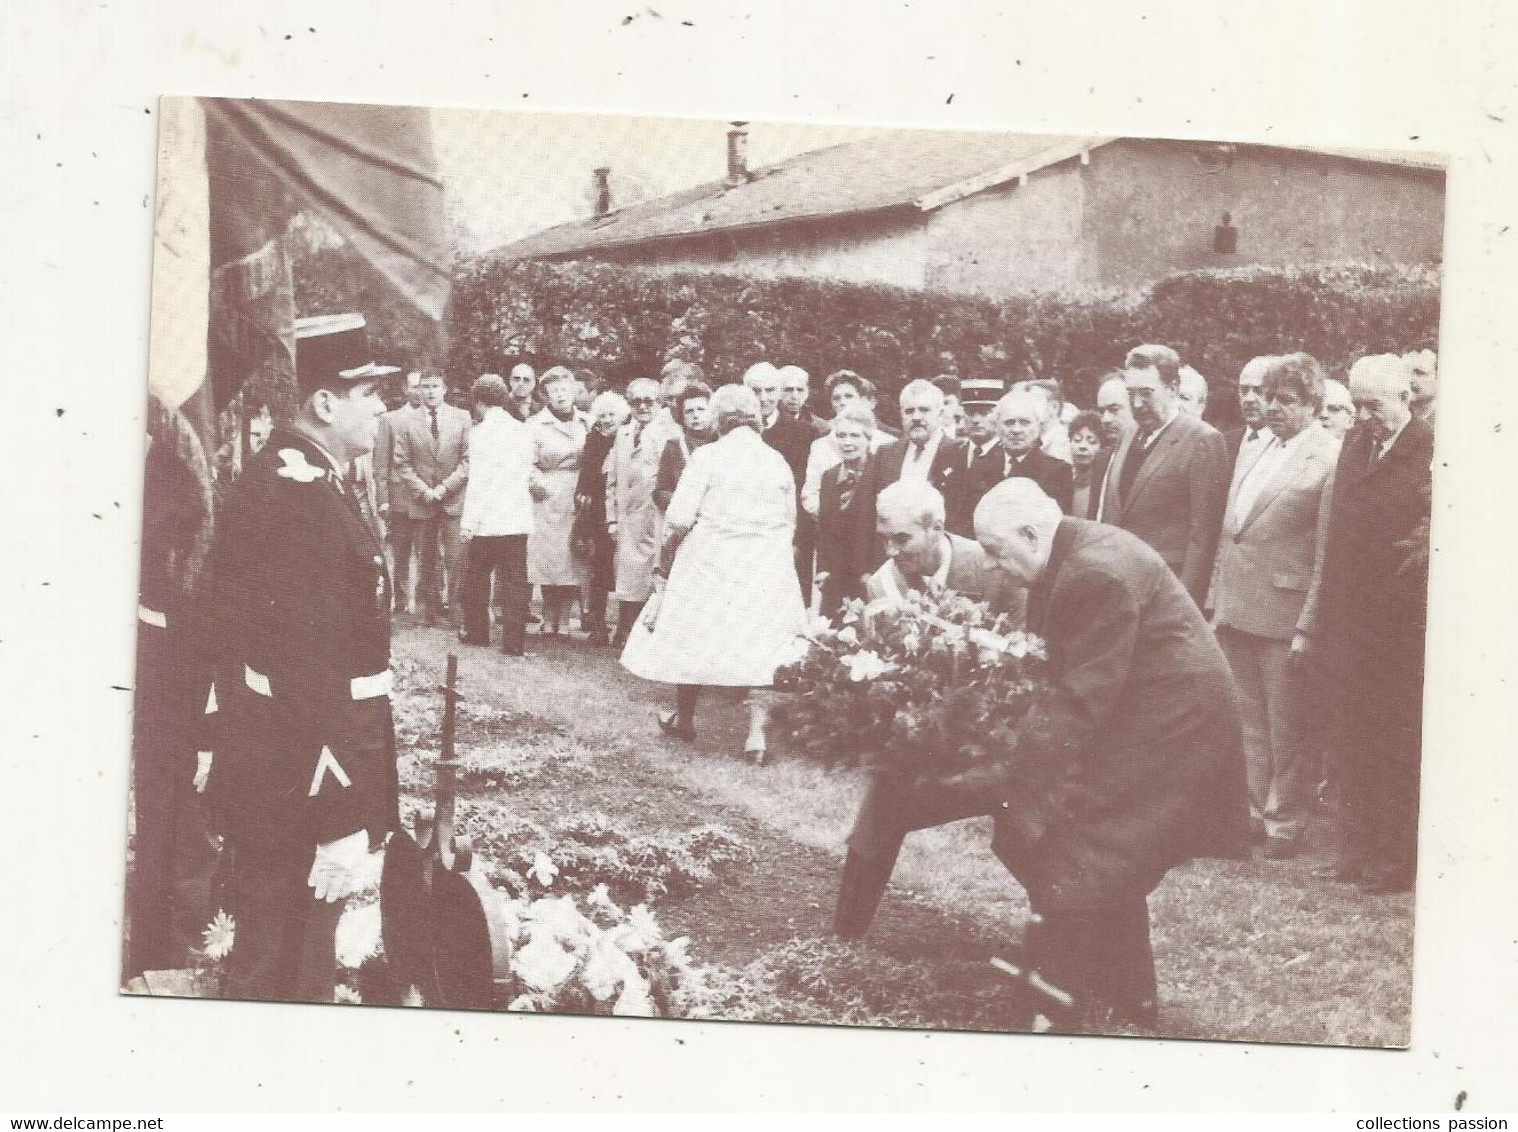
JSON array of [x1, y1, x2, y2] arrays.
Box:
[[123, 95, 1444, 1049]]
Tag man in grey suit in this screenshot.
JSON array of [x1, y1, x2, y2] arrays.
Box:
[[392, 370, 471, 624], [834, 479, 1019, 939], [1109, 344, 1229, 605], [374, 373, 421, 610], [1206, 354, 1340, 859]]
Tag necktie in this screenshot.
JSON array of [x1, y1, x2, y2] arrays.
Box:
[[429, 407, 439, 440], [632, 422, 644, 452], [1245, 428, 1260, 443]]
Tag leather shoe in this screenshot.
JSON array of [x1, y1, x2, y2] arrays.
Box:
[[1263, 837, 1299, 860], [657, 711, 696, 743]]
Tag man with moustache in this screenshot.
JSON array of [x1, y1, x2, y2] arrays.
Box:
[[856, 378, 971, 548]]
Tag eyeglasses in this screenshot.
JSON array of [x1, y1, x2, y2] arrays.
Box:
[[628, 397, 656, 408]]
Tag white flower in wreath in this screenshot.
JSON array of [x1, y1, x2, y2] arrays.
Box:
[[274, 448, 327, 483], [842, 650, 893, 683], [612, 976, 656, 1017], [512, 935, 579, 992], [582, 935, 642, 1003], [527, 851, 559, 887], [334, 902, 383, 969]]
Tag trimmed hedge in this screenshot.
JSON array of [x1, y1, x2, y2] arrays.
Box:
[[446, 257, 1441, 429]]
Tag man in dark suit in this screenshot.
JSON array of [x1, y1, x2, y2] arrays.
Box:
[[392, 370, 472, 624], [975, 479, 1248, 1028], [200, 313, 401, 1002], [1090, 372, 1135, 522], [965, 388, 1075, 514], [1108, 344, 1229, 605], [1206, 354, 1341, 860], [744, 361, 816, 600], [857, 378, 971, 552], [833, 479, 1020, 939], [1314, 354, 1433, 895]]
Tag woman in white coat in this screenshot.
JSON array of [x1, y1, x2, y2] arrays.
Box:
[[620, 383, 808, 762], [526, 366, 589, 634]]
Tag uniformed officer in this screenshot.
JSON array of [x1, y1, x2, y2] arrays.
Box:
[[201, 312, 401, 1003]]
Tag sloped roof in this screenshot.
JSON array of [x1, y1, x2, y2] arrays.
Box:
[[494, 130, 1104, 261], [492, 132, 1446, 262]]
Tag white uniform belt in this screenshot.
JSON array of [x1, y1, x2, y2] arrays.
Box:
[[244, 665, 392, 701], [137, 604, 167, 628]]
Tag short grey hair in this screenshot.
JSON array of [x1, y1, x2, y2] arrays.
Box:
[[877, 479, 945, 530], [1347, 353, 1413, 400], [589, 390, 631, 422], [996, 387, 1047, 423], [710, 382, 763, 433], [742, 361, 780, 388], [974, 477, 1063, 541], [898, 378, 945, 410]]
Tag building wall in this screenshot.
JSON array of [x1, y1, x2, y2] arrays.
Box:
[[568, 139, 1444, 297], [921, 160, 1095, 296], [592, 211, 931, 290], [1083, 139, 1446, 288]]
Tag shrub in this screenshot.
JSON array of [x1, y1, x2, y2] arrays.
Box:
[[446, 257, 1440, 429]]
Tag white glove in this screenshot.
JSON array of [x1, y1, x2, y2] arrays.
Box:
[[193, 751, 213, 794], [307, 828, 371, 903]]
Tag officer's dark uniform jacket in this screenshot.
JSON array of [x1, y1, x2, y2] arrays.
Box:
[[202, 428, 399, 863]]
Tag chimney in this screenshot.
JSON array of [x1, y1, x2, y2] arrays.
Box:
[[726, 122, 750, 186], [592, 167, 612, 218]]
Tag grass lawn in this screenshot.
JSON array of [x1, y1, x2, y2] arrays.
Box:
[[391, 620, 1414, 1047]]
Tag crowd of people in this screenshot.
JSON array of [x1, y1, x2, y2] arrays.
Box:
[[129, 308, 1435, 1024], [352, 342, 1432, 902]]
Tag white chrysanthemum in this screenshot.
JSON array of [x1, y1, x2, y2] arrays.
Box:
[[582, 936, 642, 1002], [527, 851, 559, 887], [512, 936, 578, 992], [842, 650, 892, 682], [612, 977, 655, 1017], [334, 902, 383, 968], [201, 911, 236, 960]]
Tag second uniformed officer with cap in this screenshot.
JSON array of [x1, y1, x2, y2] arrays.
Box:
[[201, 313, 401, 1002]]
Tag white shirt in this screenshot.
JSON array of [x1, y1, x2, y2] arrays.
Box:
[[898, 431, 943, 483], [1229, 425, 1310, 528], [460, 408, 535, 537], [800, 427, 893, 516]]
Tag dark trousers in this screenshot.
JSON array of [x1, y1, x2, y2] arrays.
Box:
[[224, 847, 344, 1004], [1028, 898, 1157, 1026], [124, 622, 221, 980], [834, 770, 994, 938], [1336, 720, 1422, 880], [462, 535, 529, 653], [795, 513, 816, 605]]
